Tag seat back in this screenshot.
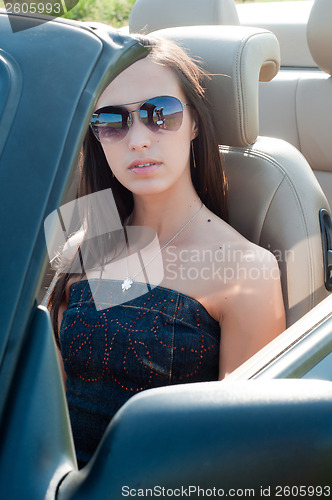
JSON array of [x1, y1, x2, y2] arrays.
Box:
[[129, 0, 239, 34], [129, 0, 332, 208], [150, 25, 331, 327], [236, 0, 315, 68], [255, 0, 332, 207]]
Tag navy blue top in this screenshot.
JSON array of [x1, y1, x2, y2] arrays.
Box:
[[60, 279, 220, 467]]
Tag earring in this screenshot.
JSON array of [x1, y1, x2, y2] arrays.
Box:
[[191, 141, 197, 169]]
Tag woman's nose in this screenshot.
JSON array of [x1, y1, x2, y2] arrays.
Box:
[[127, 111, 152, 150]]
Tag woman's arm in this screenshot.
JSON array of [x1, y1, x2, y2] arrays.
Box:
[[218, 252, 286, 380]]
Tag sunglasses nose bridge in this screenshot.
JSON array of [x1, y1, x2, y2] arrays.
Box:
[[127, 108, 141, 129]]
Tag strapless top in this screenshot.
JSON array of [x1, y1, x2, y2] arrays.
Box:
[[60, 279, 220, 467]]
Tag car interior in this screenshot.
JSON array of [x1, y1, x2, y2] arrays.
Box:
[[30, 0, 331, 327], [243, 0, 332, 209], [122, 0, 332, 384], [129, 0, 332, 214], [127, 0, 332, 329], [39, 0, 332, 328], [1, 1, 332, 497]]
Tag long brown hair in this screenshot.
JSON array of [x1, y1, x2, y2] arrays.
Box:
[[48, 34, 228, 346]]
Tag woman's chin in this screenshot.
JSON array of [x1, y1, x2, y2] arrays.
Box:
[[124, 179, 171, 198]]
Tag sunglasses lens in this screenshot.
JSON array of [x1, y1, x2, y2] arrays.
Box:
[[90, 96, 185, 144], [140, 96, 184, 132], [91, 107, 129, 144]]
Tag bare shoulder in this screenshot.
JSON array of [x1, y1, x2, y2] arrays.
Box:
[[189, 208, 286, 377], [198, 207, 278, 268], [194, 208, 283, 320], [215, 222, 284, 325]]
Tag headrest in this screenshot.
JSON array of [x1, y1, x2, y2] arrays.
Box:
[[237, 1, 315, 68], [307, 0, 332, 76], [129, 0, 239, 35], [151, 26, 280, 147]]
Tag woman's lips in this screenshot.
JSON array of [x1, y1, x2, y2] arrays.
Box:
[[128, 160, 161, 174]]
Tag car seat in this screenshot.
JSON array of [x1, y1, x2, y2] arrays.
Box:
[[148, 24, 331, 328], [129, 0, 239, 34], [129, 0, 332, 209], [236, 0, 315, 68], [257, 0, 332, 208]]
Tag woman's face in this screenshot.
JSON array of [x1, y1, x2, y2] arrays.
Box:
[[95, 57, 198, 197]]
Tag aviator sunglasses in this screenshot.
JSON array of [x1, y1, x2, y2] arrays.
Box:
[[90, 95, 188, 145]]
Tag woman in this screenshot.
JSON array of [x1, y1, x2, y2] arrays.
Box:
[[48, 35, 285, 467]]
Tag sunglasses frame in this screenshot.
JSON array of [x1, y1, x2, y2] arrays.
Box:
[[90, 95, 188, 144]]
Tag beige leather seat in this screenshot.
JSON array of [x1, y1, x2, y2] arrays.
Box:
[[129, 0, 332, 202], [258, 0, 332, 206], [148, 25, 331, 327], [236, 0, 315, 68], [129, 0, 239, 34]]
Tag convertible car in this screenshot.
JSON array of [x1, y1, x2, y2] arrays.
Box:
[[1, 0, 332, 498]]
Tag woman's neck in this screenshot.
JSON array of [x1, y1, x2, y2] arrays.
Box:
[[130, 185, 202, 245]]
